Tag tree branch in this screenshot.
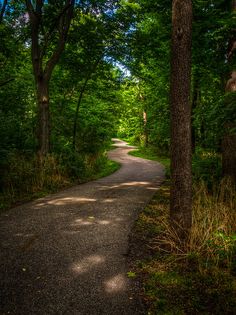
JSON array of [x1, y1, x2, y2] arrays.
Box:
[[25, 0, 43, 78], [0, 78, 14, 88], [44, 0, 75, 81], [40, 1, 74, 60]]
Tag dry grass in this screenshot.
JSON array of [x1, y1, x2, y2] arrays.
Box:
[[131, 180, 236, 314], [154, 178, 236, 272]]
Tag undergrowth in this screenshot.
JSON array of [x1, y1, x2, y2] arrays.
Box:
[[0, 150, 119, 212], [131, 180, 236, 315]]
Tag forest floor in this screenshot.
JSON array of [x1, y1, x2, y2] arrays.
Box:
[[0, 139, 165, 315], [128, 148, 236, 315]]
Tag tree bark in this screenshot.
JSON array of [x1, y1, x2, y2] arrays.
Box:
[[222, 1, 236, 182], [191, 75, 200, 154], [170, 0, 193, 236], [0, 78, 14, 87], [0, 0, 8, 24], [25, 0, 75, 156], [36, 79, 50, 156], [143, 110, 148, 147], [72, 79, 89, 150]]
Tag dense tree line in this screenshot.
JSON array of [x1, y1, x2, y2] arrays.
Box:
[[0, 0, 132, 206], [0, 1, 235, 230], [0, 1, 235, 312]]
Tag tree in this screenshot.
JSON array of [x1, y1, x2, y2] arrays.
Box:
[[222, 0, 236, 182], [25, 0, 75, 156], [0, 0, 8, 24], [170, 0, 193, 235]]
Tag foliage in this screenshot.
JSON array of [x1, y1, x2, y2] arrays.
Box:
[[0, 0, 127, 208], [0, 0, 235, 312], [0, 150, 120, 211]]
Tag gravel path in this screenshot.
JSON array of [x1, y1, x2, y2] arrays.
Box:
[[0, 139, 165, 315]]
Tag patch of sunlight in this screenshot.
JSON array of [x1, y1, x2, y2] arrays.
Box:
[[109, 181, 151, 189], [14, 233, 35, 237], [103, 198, 116, 203], [47, 197, 97, 205], [122, 181, 151, 186], [104, 274, 126, 293], [72, 218, 94, 226], [97, 220, 110, 225], [73, 218, 111, 226], [114, 218, 123, 222], [72, 255, 105, 275]]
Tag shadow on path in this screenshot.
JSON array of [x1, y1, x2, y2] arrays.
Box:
[[0, 139, 165, 315]]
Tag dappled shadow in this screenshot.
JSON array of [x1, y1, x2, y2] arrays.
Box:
[[0, 138, 164, 314]]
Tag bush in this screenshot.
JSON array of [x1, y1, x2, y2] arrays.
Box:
[[192, 150, 222, 187]]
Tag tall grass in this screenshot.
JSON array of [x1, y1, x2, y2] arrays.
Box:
[[154, 178, 236, 272], [0, 150, 118, 211], [0, 153, 72, 209]]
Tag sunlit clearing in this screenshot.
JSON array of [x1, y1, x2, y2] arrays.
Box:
[[72, 255, 105, 275], [104, 274, 126, 293]]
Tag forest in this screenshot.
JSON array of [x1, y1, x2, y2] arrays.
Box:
[[0, 0, 236, 314]]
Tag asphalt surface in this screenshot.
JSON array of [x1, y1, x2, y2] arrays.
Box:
[[0, 139, 165, 315]]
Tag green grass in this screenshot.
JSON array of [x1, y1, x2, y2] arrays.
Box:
[[87, 159, 120, 181]]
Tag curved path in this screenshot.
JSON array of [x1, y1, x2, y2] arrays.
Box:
[[0, 139, 165, 315]]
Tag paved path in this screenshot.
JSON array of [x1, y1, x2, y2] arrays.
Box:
[[0, 139, 165, 315]]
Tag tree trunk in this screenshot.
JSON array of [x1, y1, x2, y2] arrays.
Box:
[[26, 0, 75, 157], [222, 71, 236, 182], [143, 110, 148, 147], [0, 0, 8, 23], [191, 76, 199, 154], [170, 0, 193, 236], [222, 130, 236, 182], [72, 85, 87, 150], [37, 79, 50, 156], [222, 1, 236, 182]]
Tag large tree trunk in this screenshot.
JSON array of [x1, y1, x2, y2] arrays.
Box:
[[222, 72, 236, 182], [26, 0, 75, 156], [37, 79, 50, 156], [222, 1, 236, 182], [170, 0, 193, 236], [191, 76, 200, 154]]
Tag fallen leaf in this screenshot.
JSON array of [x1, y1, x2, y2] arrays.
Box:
[[127, 271, 136, 278]]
